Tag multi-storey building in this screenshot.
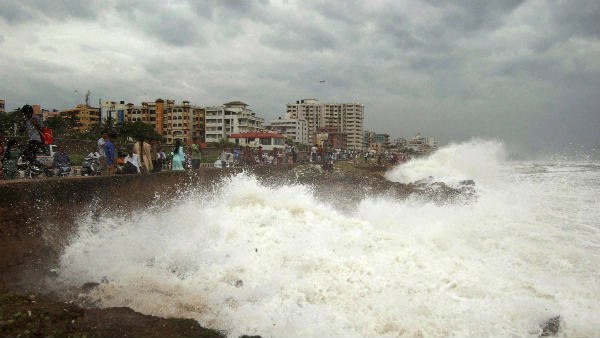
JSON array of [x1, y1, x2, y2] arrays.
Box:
[[60, 104, 100, 131], [286, 98, 364, 149], [316, 127, 347, 149], [0, 99, 5, 113], [406, 133, 438, 154], [205, 101, 263, 143], [125, 99, 205, 144], [363, 131, 391, 151], [101, 100, 128, 126], [374, 133, 390, 148], [265, 114, 309, 145]]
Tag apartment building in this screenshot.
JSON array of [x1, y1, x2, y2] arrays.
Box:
[[205, 101, 263, 143], [286, 98, 364, 149], [265, 114, 309, 145], [125, 99, 205, 144], [407, 133, 438, 154], [374, 133, 390, 148], [60, 104, 100, 131], [316, 127, 347, 149], [100, 100, 128, 126]]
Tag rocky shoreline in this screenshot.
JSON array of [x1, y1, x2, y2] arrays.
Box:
[[0, 162, 478, 338]]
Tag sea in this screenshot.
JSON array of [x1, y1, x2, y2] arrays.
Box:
[[55, 140, 600, 337]]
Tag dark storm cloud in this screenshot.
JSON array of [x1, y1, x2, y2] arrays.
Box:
[[260, 24, 338, 51], [551, 0, 600, 39], [191, 0, 269, 19], [113, 2, 206, 47], [0, 0, 101, 24], [437, 0, 524, 33], [1, 0, 598, 154]]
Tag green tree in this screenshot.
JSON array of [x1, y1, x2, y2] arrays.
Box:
[[118, 121, 161, 141], [0, 108, 23, 135], [45, 116, 71, 135]]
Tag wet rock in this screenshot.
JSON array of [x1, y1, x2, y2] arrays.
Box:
[[540, 316, 560, 336], [459, 179, 475, 186], [81, 282, 100, 293]]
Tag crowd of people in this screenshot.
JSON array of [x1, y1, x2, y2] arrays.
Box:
[[0, 104, 50, 179], [1, 104, 410, 180]]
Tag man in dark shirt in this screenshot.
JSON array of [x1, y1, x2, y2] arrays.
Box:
[[53, 147, 70, 166], [104, 133, 116, 175], [21, 104, 44, 166]]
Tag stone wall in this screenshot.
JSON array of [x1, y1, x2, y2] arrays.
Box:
[[0, 167, 292, 291]]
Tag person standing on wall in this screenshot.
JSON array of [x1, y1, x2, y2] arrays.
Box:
[[97, 132, 107, 173], [21, 104, 44, 167], [133, 136, 153, 173], [104, 133, 116, 176], [190, 137, 202, 170], [171, 139, 185, 171], [150, 139, 160, 173]]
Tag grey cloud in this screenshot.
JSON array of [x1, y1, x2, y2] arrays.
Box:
[[260, 21, 338, 51], [551, 0, 600, 38], [0, 0, 101, 24], [440, 0, 524, 32], [189, 0, 270, 23], [119, 4, 206, 47], [309, 0, 367, 24], [39, 45, 58, 53], [1, 0, 599, 154]]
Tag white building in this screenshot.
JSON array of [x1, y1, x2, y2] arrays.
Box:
[[286, 98, 364, 149], [406, 133, 438, 154], [100, 100, 128, 125], [229, 132, 286, 151], [205, 101, 264, 143], [265, 114, 309, 145]]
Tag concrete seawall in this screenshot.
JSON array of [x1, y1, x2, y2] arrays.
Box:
[[0, 167, 295, 292]]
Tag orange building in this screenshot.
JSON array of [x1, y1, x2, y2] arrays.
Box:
[[60, 104, 100, 131], [125, 99, 205, 144]]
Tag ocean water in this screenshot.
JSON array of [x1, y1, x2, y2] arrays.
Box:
[[56, 140, 600, 337]]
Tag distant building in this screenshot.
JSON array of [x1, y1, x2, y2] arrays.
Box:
[[229, 132, 286, 151], [60, 104, 100, 131], [286, 99, 364, 149], [316, 127, 347, 149], [42, 109, 61, 120], [393, 137, 407, 148], [373, 133, 390, 148], [124, 99, 205, 144], [100, 100, 128, 126], [406, 133, 438, 154], [265, 114, 309, 145], [205, 101, 263, 143], [0, 99, 5, 113]]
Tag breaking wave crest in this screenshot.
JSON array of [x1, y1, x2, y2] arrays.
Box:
[[54, 140, 600, 337]]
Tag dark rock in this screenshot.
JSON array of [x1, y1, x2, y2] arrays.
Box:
[[459, 179, 475, 186], [235, 280, 243, 288], [540, 315, 560, 336], [81, 282, 100, 293]]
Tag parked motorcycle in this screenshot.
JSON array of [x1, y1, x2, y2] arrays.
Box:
[[54, 164, 72, 177], [20, 161, 53, 178], [81, 152, 101, 176]]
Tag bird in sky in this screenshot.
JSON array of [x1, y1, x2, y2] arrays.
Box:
[[319, 80, 326, 83]]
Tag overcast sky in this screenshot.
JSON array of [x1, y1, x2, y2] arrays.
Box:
[[0, 0, 598, 154]]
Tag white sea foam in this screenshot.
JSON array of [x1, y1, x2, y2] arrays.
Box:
[[56, 141, 600, 337], [385, 139, 507, 185]]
